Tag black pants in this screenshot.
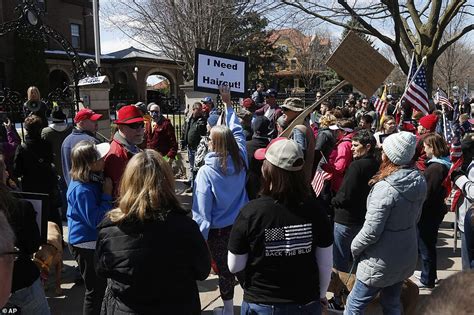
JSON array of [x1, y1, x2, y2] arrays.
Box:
[[417, 214, 444, 286], [70, 245, 106, 315], [208, 226, 238, 301]]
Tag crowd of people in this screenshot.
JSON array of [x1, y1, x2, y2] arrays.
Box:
[[0, 82, 472, 315]]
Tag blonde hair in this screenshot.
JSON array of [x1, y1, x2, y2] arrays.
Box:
[[70, 141, 99, 182], [319, 114, 337, 128], [108, 150, 182, 223], [210, 125, 244, 174], [27, 86, 40, 101]]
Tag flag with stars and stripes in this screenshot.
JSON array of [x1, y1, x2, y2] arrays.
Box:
[[435, 88, 453, 110], [264, 223, 313, 256], [374, 85, 388, 116], [403, 64, 430, 115]]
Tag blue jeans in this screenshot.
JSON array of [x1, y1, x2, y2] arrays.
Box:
[[241, 300, 321, 315], [5, 277, 50, 315], [333, 223, 362, 272], [188, 148, 196, 187], [344, 279, 403, 315], [460, 231, 470, 270]]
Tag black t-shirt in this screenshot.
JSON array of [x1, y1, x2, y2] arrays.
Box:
[[228, 195, 333, 304]]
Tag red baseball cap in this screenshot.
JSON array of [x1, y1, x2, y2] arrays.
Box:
[[242, 98, 255, 109], [74, 108, 102, 123], [254, 137, 286, 160], [115, 105, 144, 124]]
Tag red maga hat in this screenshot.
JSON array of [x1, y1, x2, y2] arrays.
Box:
[[419, 114, 438, 132], [74, 108, 102, 123], [115, 105, 144, 124]]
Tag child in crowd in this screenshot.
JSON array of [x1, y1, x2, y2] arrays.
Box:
[[66, 141, 112, 315]]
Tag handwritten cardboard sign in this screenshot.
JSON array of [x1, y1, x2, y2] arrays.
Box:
[[326, 31, 394, 97], [194, 48, 248, 96]]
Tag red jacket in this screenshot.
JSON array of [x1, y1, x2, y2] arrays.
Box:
[[322, 132, 354, 193], [144, 118, 178, 159], [104, 137, 135, 198]]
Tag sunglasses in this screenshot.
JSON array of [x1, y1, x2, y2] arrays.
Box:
[[0, 246, 20, 262], [127, 122, 144, 129], [281, 107, 293, 112]]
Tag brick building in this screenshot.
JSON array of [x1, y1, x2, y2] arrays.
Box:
[[0, 0, 184, 107]]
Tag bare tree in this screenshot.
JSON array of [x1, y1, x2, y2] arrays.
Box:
[[103, 0, 252, 80], [277, 0, 474, 96], [292, 32, 333, 91], [433, 16, 474, 94]]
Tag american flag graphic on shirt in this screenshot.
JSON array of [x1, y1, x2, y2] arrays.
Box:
[[264, 223, 313, 256]]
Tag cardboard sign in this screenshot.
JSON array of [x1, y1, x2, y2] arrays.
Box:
[[194, 49, 248, 96], [326, 31, 394, 97]]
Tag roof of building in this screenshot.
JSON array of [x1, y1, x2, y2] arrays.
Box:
[[45, 46, 177, 62]]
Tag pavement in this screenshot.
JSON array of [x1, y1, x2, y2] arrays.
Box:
[[46, 175, 463, 314]]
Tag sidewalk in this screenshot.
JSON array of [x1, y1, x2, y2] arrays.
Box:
[[46, 187, 462, 314]]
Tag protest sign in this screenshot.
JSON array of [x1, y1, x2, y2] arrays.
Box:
[[194, 48, 248, 96], [12, 191, 49, 243], [326, 31, 394, 97]]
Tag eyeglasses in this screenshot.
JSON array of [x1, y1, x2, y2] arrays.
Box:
[[127, 122, 144, 129], [0, 247, 20, 262]]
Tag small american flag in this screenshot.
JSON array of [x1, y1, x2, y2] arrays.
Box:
[[265, 223, 313, 256], [374, 85, 388, 116], [435, 88, 453, 110], [403, 64, 430, 115], [311, 166, 332, 197]]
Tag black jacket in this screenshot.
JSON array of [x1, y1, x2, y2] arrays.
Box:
[[332, 155, 380, 226], [95, 209, 211, 315], [420, 160, 449, 222], [246, 136, 270, 200], [183, 116, 207, 150], [5, 196, 41, 292], [13, 135, 57, 194]]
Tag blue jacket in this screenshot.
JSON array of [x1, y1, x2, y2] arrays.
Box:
[[61, 128, 99, 184], [67, 180, 113, 245], [192, 106, 248, 239]]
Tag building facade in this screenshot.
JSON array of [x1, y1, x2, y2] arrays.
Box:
[[0, 0, 184, 109]]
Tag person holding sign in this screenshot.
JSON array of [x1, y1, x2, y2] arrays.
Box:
[[192, 85, 248, 315]]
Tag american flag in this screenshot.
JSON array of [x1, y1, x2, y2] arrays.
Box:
[[311, 166, 332, 197], [374, 85, 388, 116], [403, 64, 430, 115], [265, 223, 313, 256], [435, 88, 453, 110]]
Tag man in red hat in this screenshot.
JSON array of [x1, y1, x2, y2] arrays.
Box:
[[104, 105, 144, 197], [413, 113, 439, 171], [61, 108, 102, 184]]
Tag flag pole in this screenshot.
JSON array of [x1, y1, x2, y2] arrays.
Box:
[[393, 56, 427, 115]]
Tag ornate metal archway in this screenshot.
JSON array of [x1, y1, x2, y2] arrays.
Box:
[[0, 0, 88, 114]]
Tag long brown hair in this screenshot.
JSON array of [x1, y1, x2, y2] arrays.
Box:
[[260, 160, 310, 206], [0, 155, 19, 220], [108, 150, 182, 223], [210, 125, 244, 174], [423, 133, 449, 158], [70, 141, 99, 183], [369, 152, 402, 185]]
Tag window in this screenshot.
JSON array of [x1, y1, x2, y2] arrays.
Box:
[[290, 59, 297, 70], [70, 24, 80, 49]]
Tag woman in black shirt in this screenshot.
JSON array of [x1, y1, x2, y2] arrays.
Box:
[[228, 138, 333, 315]]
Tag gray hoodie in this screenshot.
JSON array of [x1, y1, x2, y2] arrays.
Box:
[[351, 167, 427, 287]]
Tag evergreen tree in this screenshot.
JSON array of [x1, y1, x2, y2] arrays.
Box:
[[341, 17, 374, 46]]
